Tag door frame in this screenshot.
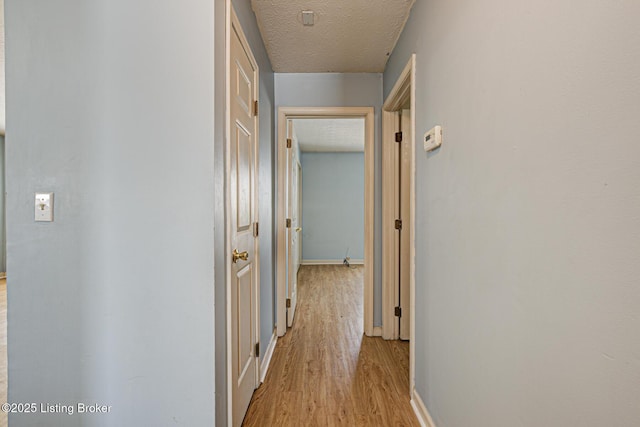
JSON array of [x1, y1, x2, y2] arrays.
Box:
[[226, 6, 260, 426], [276, 107, 375, 337], [382, 54, 416, 391]]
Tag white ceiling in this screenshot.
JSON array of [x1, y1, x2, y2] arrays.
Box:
[[251, 0, 416, 73], [293, 118, 365, 152]]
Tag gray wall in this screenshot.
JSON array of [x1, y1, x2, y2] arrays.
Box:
[[385, 1, 640, 426], [6, 1, 216, 425], [300, 152, 364, 261], [275, 73, 383, 325]]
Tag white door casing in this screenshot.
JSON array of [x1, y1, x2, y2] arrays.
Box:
[[276, 107, 375, 338], [229, 8, 260, 427]]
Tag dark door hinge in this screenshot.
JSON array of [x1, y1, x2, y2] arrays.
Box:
[[395, 219, 403, 230], [286, 298, 291, 308], [395, 131, 403, 143], [395, 306, 402, 317], [253, 222, 259, 237], [254, 100, 259, 116], [255, 342, 260, 357], [286, 218, 292, 228], [286, 138, 292, 148]]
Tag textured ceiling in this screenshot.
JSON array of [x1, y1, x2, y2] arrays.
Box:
[[293, 118, 365, 152], [251, 0, 415, 72]]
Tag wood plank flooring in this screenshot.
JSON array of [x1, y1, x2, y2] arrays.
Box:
[[243, 265, 418, 426]]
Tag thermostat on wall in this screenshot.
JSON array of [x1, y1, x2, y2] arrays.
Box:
[[424, 125, 443, 152]]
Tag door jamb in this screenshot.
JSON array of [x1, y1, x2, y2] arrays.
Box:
[[381, 54, 416, 393], [276, 107, 375, 337], [226, 6, 261, 426]]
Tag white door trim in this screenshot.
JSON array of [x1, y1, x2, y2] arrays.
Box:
[[226, 6, 260, 426], [382, 54, 416, 393], [276, 107, 375, 337]]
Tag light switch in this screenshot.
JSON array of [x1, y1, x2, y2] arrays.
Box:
[[35, 193, 54, 222]]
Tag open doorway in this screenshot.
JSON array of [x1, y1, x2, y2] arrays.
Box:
[[295, 117, 366, 267], [276, 107, 375, 337], [382, 54, 417, 398], [284, 117, 366, 328]]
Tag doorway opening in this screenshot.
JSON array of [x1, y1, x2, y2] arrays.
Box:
[[276, 107, 375, 337], [382, 54, 417, 395]]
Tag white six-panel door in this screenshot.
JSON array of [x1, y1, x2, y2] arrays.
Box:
[[286, 120, 299, 327], [230, 12, 259, 427]]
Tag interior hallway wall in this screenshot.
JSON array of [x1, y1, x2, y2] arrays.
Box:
[[6, 1, 216, 425], [274, 73, 384, 326], [301, 152, 364, 262], [385, 1, 640, 426]]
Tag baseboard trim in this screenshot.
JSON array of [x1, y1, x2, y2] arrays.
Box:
[[0, 272, 5, 279], [372, 326, 383, 337], [259, 331, 278, 383], [301, 259, 364, 266], [411, 387, 436, 427]]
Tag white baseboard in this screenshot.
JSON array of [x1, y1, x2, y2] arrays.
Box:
[[411, 387, 436, 427], [259, 331, 278, 383], [301, 259, 364, 266], [372, 326, 382, 336]]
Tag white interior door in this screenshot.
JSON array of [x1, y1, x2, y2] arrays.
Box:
[[286, 120, 299, 327], [230, 16, 259, 427], [399, 109, 411, 340], [291, 160, 302, 275], [295, 162, 302, 272]]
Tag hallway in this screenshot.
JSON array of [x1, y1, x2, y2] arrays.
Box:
[[243, 265, 418, 426]]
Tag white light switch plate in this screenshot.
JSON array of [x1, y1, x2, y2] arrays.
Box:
[[35, 193, 54, 222]]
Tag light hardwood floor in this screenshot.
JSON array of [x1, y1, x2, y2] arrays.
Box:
[[243, 265, 418, 426], [1, 278, 6, 427]]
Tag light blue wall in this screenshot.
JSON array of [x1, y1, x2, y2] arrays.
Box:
[[6, 1, 216, 425], [385, 1, 640, 426], [231, 0, 277, 377], [301, 152, 364, 261], [275, 73, 384, 326]]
